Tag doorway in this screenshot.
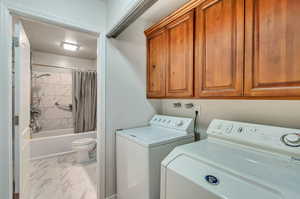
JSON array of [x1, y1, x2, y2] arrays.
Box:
[[10, 13, 105, 199]]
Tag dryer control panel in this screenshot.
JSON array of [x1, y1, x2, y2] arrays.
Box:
[[150, 115, 194, 133], [207, 119, 300, 157]]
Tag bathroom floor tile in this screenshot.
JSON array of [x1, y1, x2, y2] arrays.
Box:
[[28, 153, 97, 199]]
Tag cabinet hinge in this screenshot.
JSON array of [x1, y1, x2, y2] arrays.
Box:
[[12, 36, 20, 47], [14, 115, 19, 126]]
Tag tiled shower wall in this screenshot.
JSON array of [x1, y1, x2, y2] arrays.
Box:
[[32, 70, 73, 131]]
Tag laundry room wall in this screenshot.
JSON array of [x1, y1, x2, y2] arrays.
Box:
[[107, 0, 139, 31], [4, 0, 106, 32], [161, 100, 300, 137], [105, 14, 162, 197]]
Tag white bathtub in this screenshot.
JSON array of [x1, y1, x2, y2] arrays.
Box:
[[32, 128, 75, 138], [30, 130, 97, 159]]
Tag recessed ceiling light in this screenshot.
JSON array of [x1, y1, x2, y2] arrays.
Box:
[[61, 42, 79, 51]]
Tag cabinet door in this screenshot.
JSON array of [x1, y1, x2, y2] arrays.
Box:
[[195, 0, 244, 97], [245, 0, 300, 97], [165, 11, 194, 97], [147, 30, 168, 98]]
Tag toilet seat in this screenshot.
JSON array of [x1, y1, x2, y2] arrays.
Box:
[[72, 138, 97, 163]]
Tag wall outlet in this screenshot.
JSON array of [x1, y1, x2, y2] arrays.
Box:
[[194, 104, 201, 113]]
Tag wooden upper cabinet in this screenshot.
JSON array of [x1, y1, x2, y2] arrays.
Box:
[[147, 30, 168, 98], [145, 0, 300, 99], [195, 0, 244, 97], [245, 0, 300, 97], [165, 11, 194, 97]]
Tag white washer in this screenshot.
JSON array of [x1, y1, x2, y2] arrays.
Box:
[[116, 115, 195, 199], [161, 119, 300, 199]]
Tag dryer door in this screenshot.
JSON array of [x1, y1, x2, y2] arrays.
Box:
[[164, 169, 222, 199], [162, 155, 282, 199]]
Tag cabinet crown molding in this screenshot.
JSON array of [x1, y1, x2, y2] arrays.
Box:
[[144, 0, 206, 36]]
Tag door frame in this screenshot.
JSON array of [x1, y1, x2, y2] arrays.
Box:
[[1, 4, 107, 199]]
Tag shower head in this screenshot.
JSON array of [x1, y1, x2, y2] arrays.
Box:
[[33, 74, 51, 79]]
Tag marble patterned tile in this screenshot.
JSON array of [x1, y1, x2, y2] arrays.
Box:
[[40, 96, 57, 107], [32, 71, 73, 132], [28, 153, 97, 199]]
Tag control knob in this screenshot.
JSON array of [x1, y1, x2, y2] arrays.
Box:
[[175, 120, 184, 127], [281, 133, 300, 147]]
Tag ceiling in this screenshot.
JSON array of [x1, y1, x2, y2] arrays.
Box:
[[21, 19, 98, 60], [141, 0, 190, 27], [20, 0, 190, 60]]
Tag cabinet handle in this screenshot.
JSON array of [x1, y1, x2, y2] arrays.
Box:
[[152, 65, 156, 69]]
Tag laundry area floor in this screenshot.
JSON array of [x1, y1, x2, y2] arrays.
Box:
[[29, 153, 97, 199]]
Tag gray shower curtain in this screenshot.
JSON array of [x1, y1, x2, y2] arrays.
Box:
[[72, 71, 97, 133]]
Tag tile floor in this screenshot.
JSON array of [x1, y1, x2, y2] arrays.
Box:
[[29, 153, 97, 199]]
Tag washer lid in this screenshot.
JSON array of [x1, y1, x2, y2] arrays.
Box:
[[117, 126, 193, 147], [162, 139, 300, 199], [72, 138, 96, 146]]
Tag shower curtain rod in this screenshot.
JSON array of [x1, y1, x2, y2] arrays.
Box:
[[32, 63, 97, 72]]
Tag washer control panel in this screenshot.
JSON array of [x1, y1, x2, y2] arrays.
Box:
[[207, 119, 300, 156], [150, 115, 193, 133]]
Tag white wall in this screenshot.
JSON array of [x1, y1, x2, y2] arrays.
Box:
[[105, 18, 161, 196], [32, 51, 96, 70], [5, 0, 106, 32], [0, 2, 12, 199], [106, 2, 162, 197], [107, 0, 139, 30], [162, 99, 300, 136]]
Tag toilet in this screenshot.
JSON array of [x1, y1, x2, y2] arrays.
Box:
[[72, 138, 97, 163]]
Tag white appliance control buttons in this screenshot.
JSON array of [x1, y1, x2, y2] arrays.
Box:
[[150, 115, 193, 133], [224, 124, 233, 134], [286, 134, 300, 143], [237, 127, 243, 133], [281, 133, 300, 147], [175, 120, 184, 127], [207, 119, 300, 156]]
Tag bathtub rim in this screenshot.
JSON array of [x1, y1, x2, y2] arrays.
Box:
[[30, 130, 97, 159], [31, 129, 97, 140]]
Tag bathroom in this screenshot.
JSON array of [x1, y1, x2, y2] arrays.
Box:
[[13, 17, 99, 199]]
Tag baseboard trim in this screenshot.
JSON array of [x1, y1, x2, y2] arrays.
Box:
[[106, 194, 117, 199]]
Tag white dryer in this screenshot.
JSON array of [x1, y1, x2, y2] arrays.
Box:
[[116, 115, 195, 199], [161, 119, 300, 199]]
